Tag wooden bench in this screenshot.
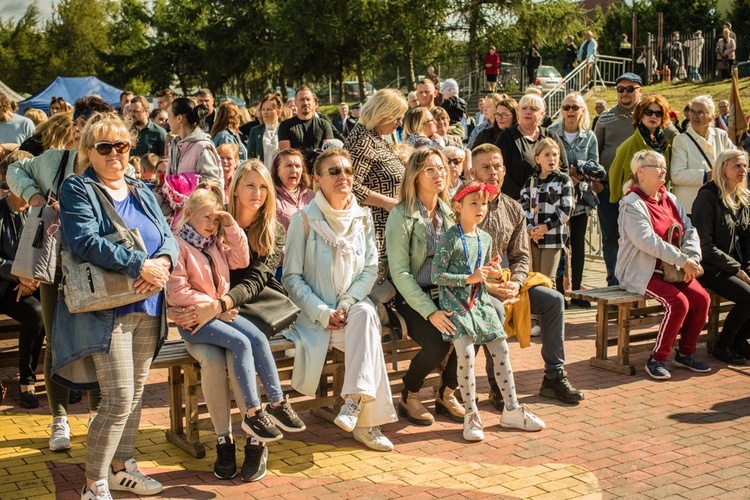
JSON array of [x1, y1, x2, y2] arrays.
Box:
[[151, 322, 438, 458], [0, 315, 26, 368], [567, 287, 731, 376]]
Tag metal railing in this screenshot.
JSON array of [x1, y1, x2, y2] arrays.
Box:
[[542, 54, 630, 120]]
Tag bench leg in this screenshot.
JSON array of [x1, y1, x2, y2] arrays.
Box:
[[590, 302, 637, 376], [706, 292, 720, 355], [165, 363, 206, 459], [616, 303, 636, 375]]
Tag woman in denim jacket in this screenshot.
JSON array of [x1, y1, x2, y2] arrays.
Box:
[[53, 114, 178, 500], [549, 92, 601, 307]]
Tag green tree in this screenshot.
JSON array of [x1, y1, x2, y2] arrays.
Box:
[[0, 4, 49, 93], [45, 0, 112, 78], [105, 0, 151, 93]]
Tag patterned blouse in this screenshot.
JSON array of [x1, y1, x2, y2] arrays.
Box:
[[346, 122, 405, 258]]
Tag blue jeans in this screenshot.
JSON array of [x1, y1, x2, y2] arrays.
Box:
[[597, 184, 620, 286], [687, 66, 701, 82], [180, 316, 282, 409]]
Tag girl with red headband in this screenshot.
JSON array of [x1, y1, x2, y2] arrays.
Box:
[[432, 180, 545, 442]]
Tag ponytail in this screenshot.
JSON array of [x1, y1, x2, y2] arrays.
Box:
[[172, 98, 209, 130]]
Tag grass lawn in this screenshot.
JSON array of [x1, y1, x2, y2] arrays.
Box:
[[584, 77, 750, 120]]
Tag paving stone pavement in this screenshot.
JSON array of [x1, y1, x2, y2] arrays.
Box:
[[2, 258, 750, 499]]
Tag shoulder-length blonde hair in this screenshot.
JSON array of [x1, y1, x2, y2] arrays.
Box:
[[399, 148, 450, 212], [36, 111, 73, 150], [552, 92, 590, 131], [403, 106, 430, 139], [210, 101, 241, 138], [228, 159, 277, 256], [714, 149, 750, 212], [359, 88, 408, 131], [77, 112, 135, 172]]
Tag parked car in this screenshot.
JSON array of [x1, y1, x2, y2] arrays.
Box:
[[535, 65, 563, 91]]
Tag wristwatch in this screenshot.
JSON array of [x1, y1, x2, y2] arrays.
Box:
[[219, 297, 228, 312]]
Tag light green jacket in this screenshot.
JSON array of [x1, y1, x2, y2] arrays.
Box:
[[7, 148, 78, 203], [385, 199, 455, 320]]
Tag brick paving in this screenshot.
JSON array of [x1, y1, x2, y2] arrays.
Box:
[[2, 257, 750, 499]]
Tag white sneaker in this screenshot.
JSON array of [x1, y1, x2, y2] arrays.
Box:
[[49, 416, 71, 451], [333, 397, 361, 432], [463, 411, 484, 442], [352, 426, 394, 452], [500, 404, 545, 431], [530, 325, 541, 337], [88, 412, 98, 427], [81, 479, 112, 500], [108, 458, 163, 496]]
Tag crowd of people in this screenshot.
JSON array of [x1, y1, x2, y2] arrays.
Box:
[[0, 59, 749, 498]]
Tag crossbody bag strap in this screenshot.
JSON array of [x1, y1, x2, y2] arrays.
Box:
[[90, 183, 137, 246], [53, 150, 71, 198], [684, 132, 713, 170]]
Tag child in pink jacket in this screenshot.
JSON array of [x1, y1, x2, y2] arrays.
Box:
[[166, 183, 305, 444]]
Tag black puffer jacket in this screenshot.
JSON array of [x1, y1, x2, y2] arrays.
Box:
[[691, 181, 750, 275]]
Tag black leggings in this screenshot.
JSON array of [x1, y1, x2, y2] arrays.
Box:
[[698, 268, 750, 347], [0, 287, 44, 386], [569, 213, 589, 290], [394, 289, 458, 392]]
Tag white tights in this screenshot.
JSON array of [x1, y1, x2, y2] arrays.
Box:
[[452, 335, 518, 414]]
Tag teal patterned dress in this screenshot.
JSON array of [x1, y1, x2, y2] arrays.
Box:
[[431, 225, 506, 344]]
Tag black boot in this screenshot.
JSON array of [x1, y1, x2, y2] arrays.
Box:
[[539, 370, 584, 403]]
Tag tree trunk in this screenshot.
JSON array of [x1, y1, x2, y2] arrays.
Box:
[[467, 0, 481, 73], [407, 46, 416, 90], [356, 56, 367, 104]]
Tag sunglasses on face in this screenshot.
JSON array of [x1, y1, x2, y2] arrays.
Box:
[[616, 85, 641, 93], [562, 105, 581, 111], [447, 157, 464, 165], [325, 166, 354, 177], [91, 141, 131, 155], [643, 109, 664, 118]]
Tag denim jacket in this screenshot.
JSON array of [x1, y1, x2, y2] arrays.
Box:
[[548, 123, 599, 215], [51, 167, 179, 390]]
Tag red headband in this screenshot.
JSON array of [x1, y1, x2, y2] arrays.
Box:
[[454, 183, 499, 202]]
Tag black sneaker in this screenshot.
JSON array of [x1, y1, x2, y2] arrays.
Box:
[[213, 435, 237, 479], [68, 389, 82, 405], [487, 385, 505, 411], [19, 388, 40, 409], [241, 439, 268, 482], [539, 370, 584, 403], [266, 397, 306, 433], [242, 409, 282, 443]]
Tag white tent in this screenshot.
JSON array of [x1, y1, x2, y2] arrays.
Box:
[[0, 80, 23, 102]]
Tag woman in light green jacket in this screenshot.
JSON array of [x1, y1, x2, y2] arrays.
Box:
[[385, 148, 462, 426]]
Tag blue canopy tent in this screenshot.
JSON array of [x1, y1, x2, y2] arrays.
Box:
[[17, 76, 123, 115]]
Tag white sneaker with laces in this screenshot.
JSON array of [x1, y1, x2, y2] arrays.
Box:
[[333, 397, 361, 432], [49, 416, 71, 451], [463, 411, 484, 441], [500, 404, 545, 431], [81, 479, 112, 500], [108, 458, 163, 495], [352, 426, 393, 452], [88, 412, 98, 427], [530, 325, 541, 337]]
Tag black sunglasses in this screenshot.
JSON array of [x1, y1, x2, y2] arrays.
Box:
[[92, 141, 132, 155], [616, 85, 641, 93], [562, 105, 581, 111], [643, 109, 664, 118], [325, 166, 354, 177]]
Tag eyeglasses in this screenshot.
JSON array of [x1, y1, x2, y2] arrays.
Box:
[[425, 118, 436, 124], [423, 166, 447, 177], [561, 105, 581, 111], [494, 112, 512, 120], [616, 85, 641, 93], [325, 166, 354, 177], [641, 164, 667, 170], [447, 157, 464, 165], [689, 109, 709, 117], [92, 141, 131, 155], [643, 109, 664, 118]]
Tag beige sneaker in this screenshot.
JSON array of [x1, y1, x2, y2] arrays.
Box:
[[500, 404, 545, 431], [352, 426, 393, 452]]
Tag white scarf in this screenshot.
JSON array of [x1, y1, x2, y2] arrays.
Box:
[[309, 190, 363, 297]]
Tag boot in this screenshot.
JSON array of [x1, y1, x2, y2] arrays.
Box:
[[539, 370, 584, 403], [398, 390, 434, 426], [435, 386, 465, 422]]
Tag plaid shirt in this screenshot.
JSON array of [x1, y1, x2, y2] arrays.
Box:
[[520, 170, 574, 249]]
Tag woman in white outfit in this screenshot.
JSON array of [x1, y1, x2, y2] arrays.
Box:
[[670, 95, 735, 215], [282, 147, 397, 451]]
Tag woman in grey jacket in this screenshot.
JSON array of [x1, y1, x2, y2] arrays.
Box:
[[616, 150, 710, 380]]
